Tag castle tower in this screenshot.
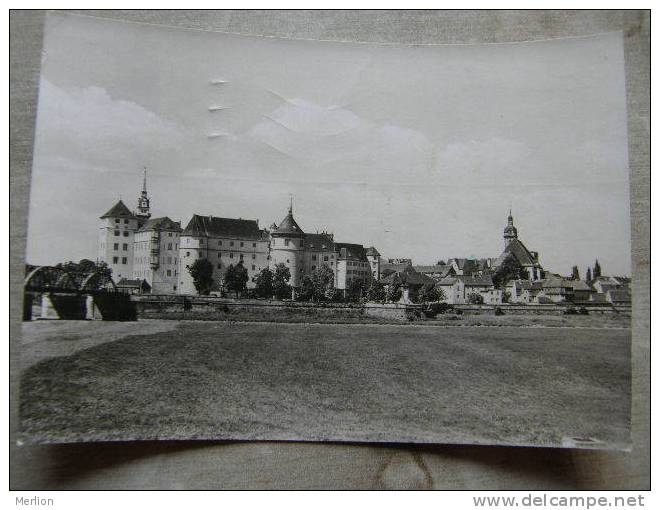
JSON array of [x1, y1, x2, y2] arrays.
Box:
[[365, 246, 381, 281], [269, 199, 305, 289], [98, 199, 138, 282], [135, 167, 151, 222], [503, 209, 518, 249]]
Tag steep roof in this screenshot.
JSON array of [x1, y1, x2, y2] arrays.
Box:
[[116, 278, 151, 290], [335, 243, 368, 261], [607, 289, 631, 303], [182, 214, 265, 239], [100, 200, 137, 219], [382, 266, 435, 287], [381, 262, 411, 274], [570, 280, 594, 291], [273, 210, 304, 235], [459, 275, 494, 287], [542, 278, 572, 289], [495, 238, 538, 267], [365, 246, 380, 257], [305, 233, 335, 251], [413, 265, 448, 274], [137, 216, 182, 233]]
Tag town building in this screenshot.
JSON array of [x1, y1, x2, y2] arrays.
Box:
[[96, 180, 628, 304], [435, 275, 502, 304], [491, 211, 544, 281], [177, 214, 270, 295]]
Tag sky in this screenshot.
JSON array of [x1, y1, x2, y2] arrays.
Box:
[[26, 13, 632, 276]]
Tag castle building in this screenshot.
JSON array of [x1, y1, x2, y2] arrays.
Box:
[[268, 205, 378, 292], [98, 200, 141, 282], [269, 204, 306, 288], [133, 217, 182, 294], [98, 170, 155, 282], [177, 214, 270, 295], [98, 180, 380, 295], [365, 247, 381, 280]]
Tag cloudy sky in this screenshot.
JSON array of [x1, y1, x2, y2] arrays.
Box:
[[27, 13, 631, 276]]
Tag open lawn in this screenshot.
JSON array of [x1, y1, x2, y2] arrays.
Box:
[[19, 320, 631, 448]]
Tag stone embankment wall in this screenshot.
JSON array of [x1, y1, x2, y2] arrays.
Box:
[[131, 295, 422, 322], [455, 303, 631, 316]]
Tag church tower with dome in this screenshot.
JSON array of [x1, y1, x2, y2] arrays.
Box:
[[503, 209, 518, 249]]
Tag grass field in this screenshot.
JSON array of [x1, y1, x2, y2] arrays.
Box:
[[19, 320, 631, 448]]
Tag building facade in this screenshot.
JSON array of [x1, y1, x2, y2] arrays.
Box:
[[133, 217, 182, 294], [97, 170, 153, 283], [177, 214, 271, 295], [98, 200, 141, 282]]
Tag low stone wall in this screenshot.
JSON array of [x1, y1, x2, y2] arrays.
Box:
[[132, 295, 424, 323], [455, 303, 630, 316], [132, 295, 630, 322]]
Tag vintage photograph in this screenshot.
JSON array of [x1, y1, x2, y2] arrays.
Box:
[[20, 13, 632, 449]]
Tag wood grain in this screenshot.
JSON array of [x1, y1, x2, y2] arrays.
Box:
[[9, 10, 650, 490]]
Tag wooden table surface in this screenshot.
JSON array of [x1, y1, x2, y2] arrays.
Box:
[[9, 10, 650, 490]]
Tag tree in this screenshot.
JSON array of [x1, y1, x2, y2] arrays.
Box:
[[186, 258, 214, 295], [386, 282, 402, 303], [436, 260, 446, 266], [224, 261, 249, 298], [311, 265, 335, 301], [593, 259, 602, 279], [586, 267, 592, 283], [272, 263, 292, 299], [253, 267, 274, 298], [297, 275, 316, 301], [570, 265, 580, 281], [366, 280, 386, 302], [56, 259, 112, 278], [492, 253, 526, 288], [467, 292, 484, 304], [346, 279, 366, 303], [417, 283, 446, 303]]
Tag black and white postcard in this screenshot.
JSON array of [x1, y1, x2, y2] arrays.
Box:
[[20, 13, 632, 449]]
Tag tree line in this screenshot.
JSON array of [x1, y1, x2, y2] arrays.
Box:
[[570, 259, 602, 283], [185, 260, 448, 304]]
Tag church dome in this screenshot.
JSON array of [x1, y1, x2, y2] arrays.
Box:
[[503, 211, 517, 238]]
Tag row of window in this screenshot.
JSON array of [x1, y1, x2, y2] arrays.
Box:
[[347, 269, 369, 276], [195, 239, 259, 248], [114, 230, 130, 237], [135, 242, 179, 251], [134, 256, 179, 265], [134, 269, 179, 278], [114, 218, 131, 224], [112, 257, 128, 264], [217, 263, 258, 271], [113, 243, 129, 251], [185, 251, 259, 261]]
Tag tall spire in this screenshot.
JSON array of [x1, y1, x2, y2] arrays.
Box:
[[503, 207, 518, 248], [135, 166, 151, 221], [289, 194, 293, 215]]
